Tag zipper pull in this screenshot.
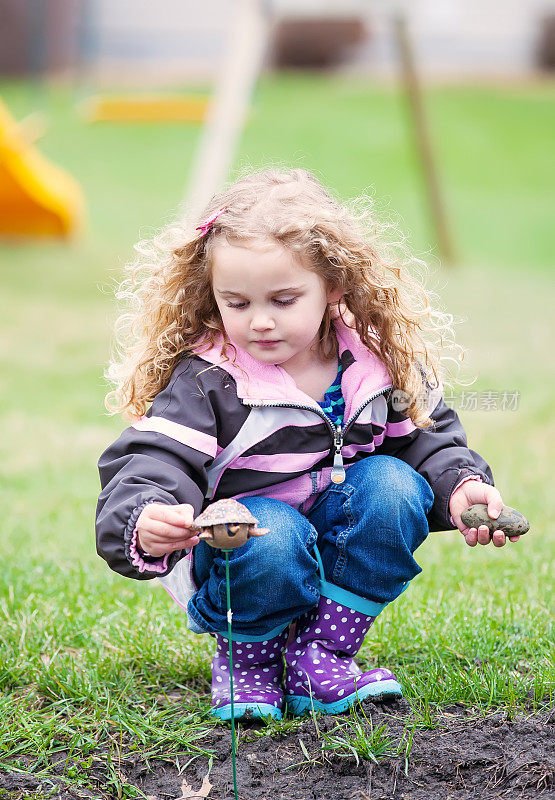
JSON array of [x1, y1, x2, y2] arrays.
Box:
[[331, 423, 345, 484]]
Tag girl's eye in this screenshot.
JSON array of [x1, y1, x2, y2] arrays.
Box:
[[225, 298, 297, 309]]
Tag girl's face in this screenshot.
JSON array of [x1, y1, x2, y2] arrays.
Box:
[[211, 239, 342, 373]]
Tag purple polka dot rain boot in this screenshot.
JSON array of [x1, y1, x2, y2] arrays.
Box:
[[211, 627, 289, 721], [284, 595, 402, 716]]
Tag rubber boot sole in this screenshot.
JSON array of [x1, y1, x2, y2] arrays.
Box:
[[212, 701, 283, 721], [286, 678, 403, 716]]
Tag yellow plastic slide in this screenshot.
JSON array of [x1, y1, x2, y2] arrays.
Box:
[[0, 98, 85, 238]]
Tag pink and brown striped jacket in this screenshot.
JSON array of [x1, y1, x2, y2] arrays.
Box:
[[96, 317, 493, 605]]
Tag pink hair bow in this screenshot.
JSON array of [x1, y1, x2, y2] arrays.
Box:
[[196, 206, 226, 236]]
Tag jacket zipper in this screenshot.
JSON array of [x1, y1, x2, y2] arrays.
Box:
[[243, 385, 391, 485], [331, 423, 346, 484]]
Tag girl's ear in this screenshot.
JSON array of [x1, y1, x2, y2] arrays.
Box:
[[327, 286, 344, 304]]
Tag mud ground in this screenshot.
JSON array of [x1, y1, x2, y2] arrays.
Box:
[[1, 701, 553, 800]]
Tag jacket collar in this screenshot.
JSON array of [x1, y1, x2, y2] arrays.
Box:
[[192, 317, 391, 421]]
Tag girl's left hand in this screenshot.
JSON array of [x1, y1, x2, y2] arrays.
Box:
[[449, 479, 521, 548]]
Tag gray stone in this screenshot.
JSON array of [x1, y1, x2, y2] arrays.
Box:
[[461, 504, 530, 536]]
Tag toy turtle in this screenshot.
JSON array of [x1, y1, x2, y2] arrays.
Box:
[[193, 498, 269, 549], [461, 504, 530, 537]]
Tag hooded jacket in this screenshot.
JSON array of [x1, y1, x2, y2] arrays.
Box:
[[96, 317, 493, 609]]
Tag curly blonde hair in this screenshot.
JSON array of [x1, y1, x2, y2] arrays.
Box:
[[105, 167, 464, 426]]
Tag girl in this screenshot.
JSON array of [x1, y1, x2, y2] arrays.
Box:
[[96, 168, 515, 721]]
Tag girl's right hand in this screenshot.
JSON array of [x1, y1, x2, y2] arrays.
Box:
[[136, 503, 200, 557]]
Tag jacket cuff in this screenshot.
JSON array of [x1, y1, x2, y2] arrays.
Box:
[[448, 474, 483, 526], [124, 499, 170, 575], [431, 467, 492, 531]]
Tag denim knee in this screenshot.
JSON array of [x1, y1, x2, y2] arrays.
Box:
[[307, 455, 435, 604], [189, 497, 320, 635], [350, 455, 434, 543]]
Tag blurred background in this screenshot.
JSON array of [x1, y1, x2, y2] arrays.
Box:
[[0, 0, 553, 621], [2, 0, 554, 80]]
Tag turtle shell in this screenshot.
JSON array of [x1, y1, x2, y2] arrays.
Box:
[[194, 498, 258, 527]]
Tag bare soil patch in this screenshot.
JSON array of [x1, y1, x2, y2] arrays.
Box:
[[1, 701, 553, 799]]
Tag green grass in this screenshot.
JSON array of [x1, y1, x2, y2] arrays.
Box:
[[318, 708, 397, 766], [0, 75, 553, 794]]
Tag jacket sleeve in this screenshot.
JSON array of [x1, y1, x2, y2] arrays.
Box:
[[376, 387, 494, 531], [95, 361, 218, 580]]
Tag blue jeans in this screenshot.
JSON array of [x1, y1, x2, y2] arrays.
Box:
[[188, 455, 434, 636]]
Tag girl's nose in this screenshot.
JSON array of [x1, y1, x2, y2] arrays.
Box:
[[250, 314, 276, 332]]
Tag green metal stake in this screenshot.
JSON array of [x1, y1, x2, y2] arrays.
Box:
[[224, 550, 239, 800]]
